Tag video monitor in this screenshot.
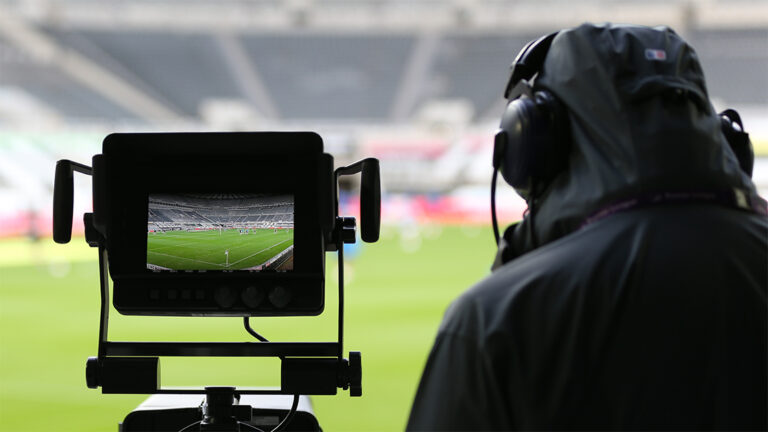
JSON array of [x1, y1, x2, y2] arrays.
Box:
[[147, 193, 295, 272], [99, 132, 333, 316]]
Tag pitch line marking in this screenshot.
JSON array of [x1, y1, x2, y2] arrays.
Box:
[[228, 239, 291, 267], [217, 231, 292, 256], [146, 250, 225, 268]]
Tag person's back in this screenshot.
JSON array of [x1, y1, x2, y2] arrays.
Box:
[[408, 23, 768, 431], [409, 206, 766, 430]]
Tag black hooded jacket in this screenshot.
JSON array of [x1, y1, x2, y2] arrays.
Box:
[[407, 24, 767, 431]]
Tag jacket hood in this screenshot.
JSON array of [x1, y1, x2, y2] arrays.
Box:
[[507, 23, 758, 254]]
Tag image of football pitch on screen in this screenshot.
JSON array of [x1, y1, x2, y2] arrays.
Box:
[[146, 193, 294, 271]]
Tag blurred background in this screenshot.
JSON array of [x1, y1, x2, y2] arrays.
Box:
[[1, 0, 766, 430]]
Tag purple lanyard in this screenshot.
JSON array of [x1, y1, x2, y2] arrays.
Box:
[[581, 188, 768, 228]]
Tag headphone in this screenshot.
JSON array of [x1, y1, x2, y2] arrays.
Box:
[[490, 30, 756, 246], [490, 31, 567, 246], [493, 31, 755, 191], [492, 32, 570, 195], [720, 108, 754, 177]]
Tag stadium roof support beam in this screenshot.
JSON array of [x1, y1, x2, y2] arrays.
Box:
[[0, 5, 185, 125], [390, 32, 441, 122], [214, 33, 280, 121]]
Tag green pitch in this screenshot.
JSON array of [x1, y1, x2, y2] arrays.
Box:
[[0, 225, 495, 431], [147, 228, 293, 270]]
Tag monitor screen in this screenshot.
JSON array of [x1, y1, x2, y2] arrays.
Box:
[[146, 193, 294, 271]]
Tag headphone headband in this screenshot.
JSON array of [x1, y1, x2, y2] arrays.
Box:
[[504, 31, 559, 98], [505, 79, 534, 101]]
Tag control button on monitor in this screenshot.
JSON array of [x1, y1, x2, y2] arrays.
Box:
[[268, 286, 292, 309], [241, 286, 266, 309], [214, 286, 237, 309]]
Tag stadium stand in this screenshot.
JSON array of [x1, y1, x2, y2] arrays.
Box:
[[0, 0, 766, 237], [1, 18, 762, 125], [430, 34, 547, 118], [147, 194, 294, 231], [241, 34, 413, 120], [46, 29, 244, 118], [14, 26, 766, 123], [0, 35, 139, 121], [687, 28, 768, 105], [263, 245, 294, 271]]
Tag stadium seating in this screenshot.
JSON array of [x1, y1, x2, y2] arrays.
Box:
[[147, 195, 294, 231], [1, 4, 766, 239], [687, 28, 768, 105], [5, 25, 764, 124], [240, 34, 413, 119]]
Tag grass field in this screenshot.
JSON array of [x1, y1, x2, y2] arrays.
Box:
[[0, 224, 495, 431], [147, 228, 293, 270]]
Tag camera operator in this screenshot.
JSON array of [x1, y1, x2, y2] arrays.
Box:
[[407, 23, 767, 430]]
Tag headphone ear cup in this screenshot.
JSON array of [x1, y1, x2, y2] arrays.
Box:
[[498, 97, 536, 189], [497, 90, 570, 192], [720, 110, 754, 177]]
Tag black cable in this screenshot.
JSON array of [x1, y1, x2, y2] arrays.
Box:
[[237, 395, 300, 432], [177, 420, 202, 432], [491, 169, 500, 245], [178, 324, 297, 432], [238, 421, 266, 432], [271, 394, 300, 432], [244, 317, 284, 361], [337, 240, 344, 359], [243, 317, 269, 342]]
